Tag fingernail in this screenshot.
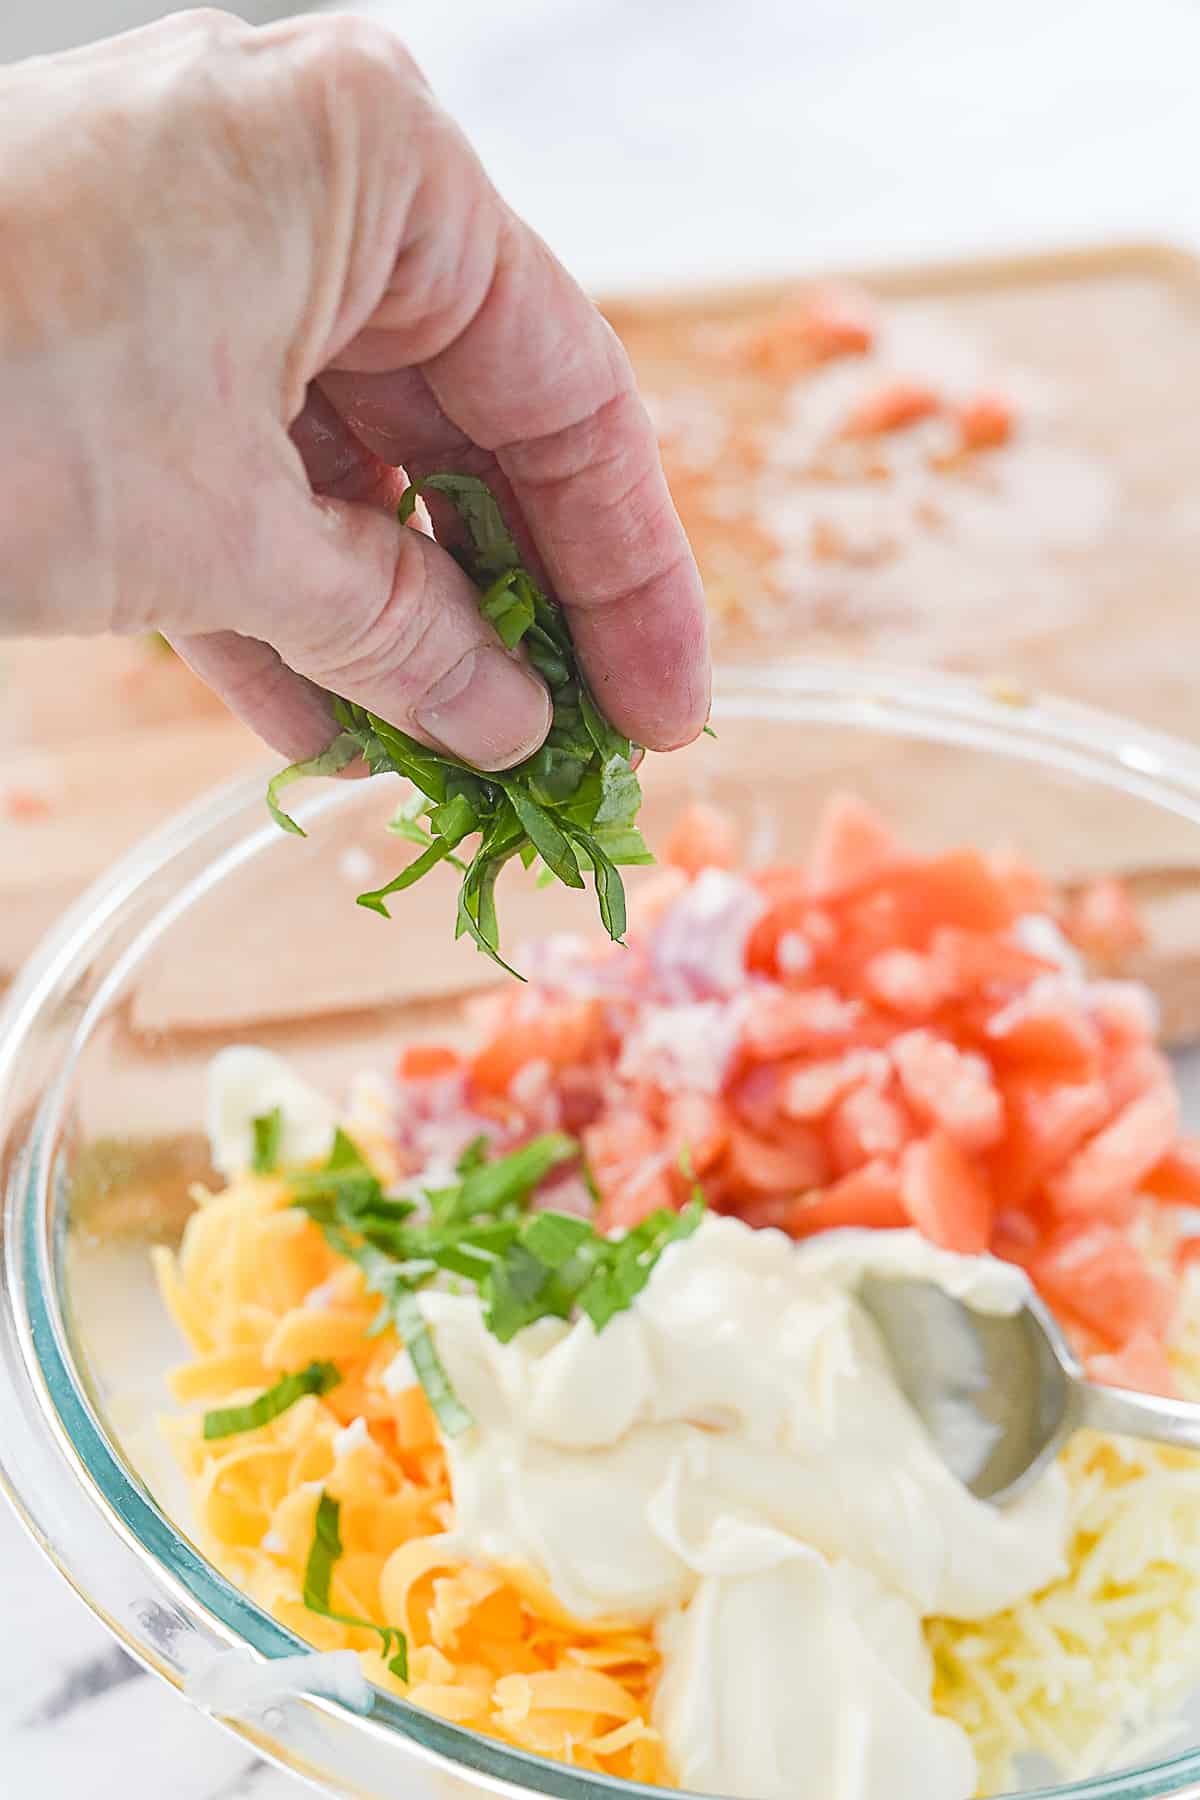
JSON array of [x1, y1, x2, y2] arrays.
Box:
[[415, 647, 552, 771]]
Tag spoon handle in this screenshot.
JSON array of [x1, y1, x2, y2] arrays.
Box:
[[1076, 1378, 1200, 1452]]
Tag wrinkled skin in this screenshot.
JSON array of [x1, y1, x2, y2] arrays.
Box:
[[0, 9, 710, 771]]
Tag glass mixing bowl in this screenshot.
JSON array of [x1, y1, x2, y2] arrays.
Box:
[[6, 661, 1200, 1800]]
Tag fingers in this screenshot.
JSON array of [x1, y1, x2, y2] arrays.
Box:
[[423, 239, 710, 749], [188, 381, 550, 773], [319, 353, 710, 751], [169, 631, 343, 764], [257, 487, 551, 772], [170, 388, 408, 764], [294, 38, 710, 750]]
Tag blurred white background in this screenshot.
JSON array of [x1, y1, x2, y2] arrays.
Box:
[[6, 0, 1200, 292]]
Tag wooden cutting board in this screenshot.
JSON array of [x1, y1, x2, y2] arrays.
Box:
[[5, 242, 1200, 993]]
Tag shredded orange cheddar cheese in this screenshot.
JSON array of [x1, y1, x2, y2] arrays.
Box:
[[154, 1166, 668, 1784]]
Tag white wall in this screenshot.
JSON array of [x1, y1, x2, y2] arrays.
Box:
[[0, 0, 294, 62], [5, 0, 1199, 292]]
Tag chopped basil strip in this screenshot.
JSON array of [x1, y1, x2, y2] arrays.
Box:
[[202, 1360, 341, 1441], [289, 1128, 704, 1432], [251, 1107, 283, 1175], [302, 1490, 408, 1681]]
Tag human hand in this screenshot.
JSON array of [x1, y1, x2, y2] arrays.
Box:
[[0, 9, 709, 770]]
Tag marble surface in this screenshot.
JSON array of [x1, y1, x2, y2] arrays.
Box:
[[5, 1, 1200, 1795]]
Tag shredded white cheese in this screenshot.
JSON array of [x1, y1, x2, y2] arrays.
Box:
[[929, 1269, 1200, 1790]]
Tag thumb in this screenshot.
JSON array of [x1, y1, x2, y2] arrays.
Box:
[[174, 394, 554, 774], [175, 484, 551, 772]]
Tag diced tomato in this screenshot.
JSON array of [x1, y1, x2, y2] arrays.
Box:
[[584, 1112, 664, 1230], [662, 803, 741, 876], [1090, 981, 1158, 1049], [892, 1029, 1004, 1153], [799, 292, 876, 360], [991, 1207, 1042, 1267], [731, 1062, 790, 1135], [724, 1123, 829, 1197], [956, 393, 1013, 452], [740, 292, 875, 376], [735, 1195, 796, 1231], [986, 982, 1100, 1078], [862, 948, 952, 1018], [1031, 1224, 1174, 1345], [1065, 877, 1146, 964], [787, 1160, 907, 1237], [380, 795, 1195, 1374], [741, 986, 866, 1061], [1046, 1084, 1179, 1223], [2, 786, 52, 822], [808, 794, 901, 900], [1146, 1139, 1200, 1207], [840, 382, 941, 439], [991, 1076, 1111, 1209], [663, 1091, 731, 1177], [779, 1051, 888, 1121], [471, 998, 606, 1094], [1105, 1043, 1171, 1112], [828, 1081, 913, 1174], [930, 927, 1052, 999], [900, 1132, 994, 1255], [746, 896, 836, 981], [597, 1167, 678, 1233], [988, 846, 1051, 915], [1086, 1331, 1176, 1396], [396, 1043, 460, 1080], [554, 1067, 607, 1135], [875, 851, 1022, 945]]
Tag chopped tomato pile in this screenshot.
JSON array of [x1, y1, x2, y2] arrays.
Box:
[[387, 797, 1193, 1398]]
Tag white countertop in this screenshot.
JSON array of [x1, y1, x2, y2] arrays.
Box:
[[4, 0, 1200, 1794]]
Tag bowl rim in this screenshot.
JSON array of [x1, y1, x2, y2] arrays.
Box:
[[6, 658, 1200, 1800]]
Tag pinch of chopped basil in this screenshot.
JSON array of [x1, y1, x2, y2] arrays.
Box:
[[288, 1127, 705, 1436], [265, 473, 653, 973]]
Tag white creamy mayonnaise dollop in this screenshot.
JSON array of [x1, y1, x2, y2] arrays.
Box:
[[206, 1046, 337, 1178], [422, 1216, 1069, 1800]]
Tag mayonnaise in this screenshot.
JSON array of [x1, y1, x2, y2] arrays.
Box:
[[423, 1218, 1069, 1800], [206, 1045, 337, 1177]]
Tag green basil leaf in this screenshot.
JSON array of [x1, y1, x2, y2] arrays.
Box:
[[479, 571, 536, 649], [389, 1287, 473, 1436], [302, 1491, 409, 1680], [506, 789, 584, 889], [251, 1108, 283, 1175], [266, 733, 362, 836], [594, 756, 642, 830], [203, 1360, 340, 1440], [579, 687, 632, 764], [356, 835, 458, 918], [521, 1210, 595, 1267]]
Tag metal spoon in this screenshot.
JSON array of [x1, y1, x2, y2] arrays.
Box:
[[858, 1272, 1200, 1504]]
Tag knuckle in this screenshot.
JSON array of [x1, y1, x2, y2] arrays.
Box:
[[378, 149, 500, 361], [299, 13, 420, 103], [166, 8, 250, 49]]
